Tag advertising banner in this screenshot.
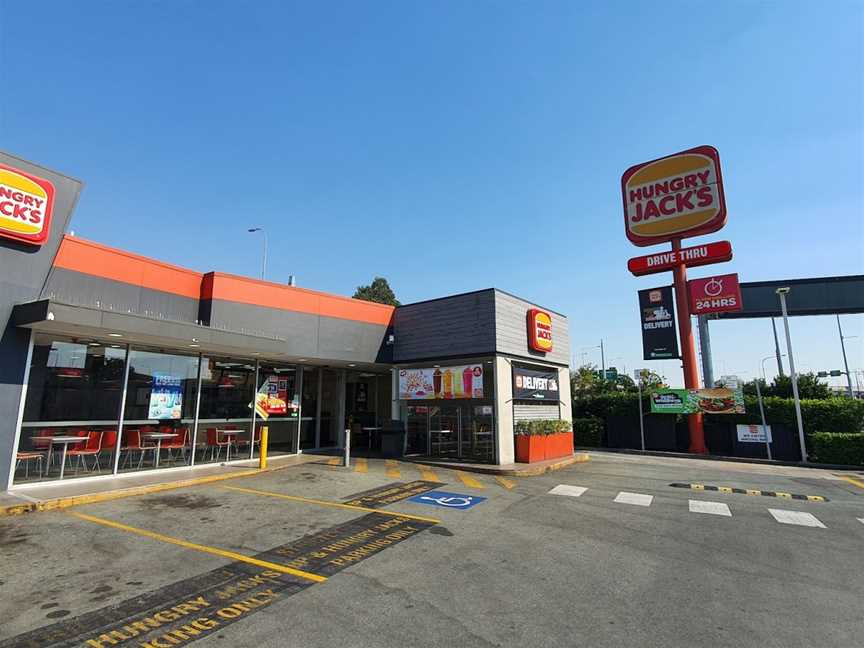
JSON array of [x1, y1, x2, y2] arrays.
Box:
[[650, 387, 745, 414], [148, 373, 183, 420], [254, 374, 297, 419], [638, 286, 679, 360], [399, 365, 484, 400], [627, 240, 733, 276], [737, 424, 772, 443], [622, 145, 726, 247], [688, 273, 743, 316], [513, 365, 560, 401]]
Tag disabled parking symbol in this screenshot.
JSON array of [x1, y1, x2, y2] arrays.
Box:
[[407, 490, 487, 510]]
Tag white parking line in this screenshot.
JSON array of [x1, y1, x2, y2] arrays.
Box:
[[768, 509, 826, 528], [548, 485, 587, 497], [614, 492, 653, 507], [688, 500, 732, 517], [858, 518, 864, 526]]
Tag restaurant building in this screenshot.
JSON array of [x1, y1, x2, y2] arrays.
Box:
[[0, 152, 571, 490]]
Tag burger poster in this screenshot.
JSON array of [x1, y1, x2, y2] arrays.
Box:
[[622, 145, 726, 247], [650, 387, 744, 415]]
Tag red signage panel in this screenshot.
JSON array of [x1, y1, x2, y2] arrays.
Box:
[[627, 240, 733, 276], [0, 163, 55, 246], [688, 273, 743, 315], [622, 145, 727, 247], [527, 309, 553, 353]]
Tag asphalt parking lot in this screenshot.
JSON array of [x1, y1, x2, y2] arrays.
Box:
[[1, 452, 863, 648]]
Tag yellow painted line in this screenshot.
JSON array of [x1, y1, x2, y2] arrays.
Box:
[[494, 476, 516, 490], [325, 457, 341, 466], [418, 465, 443, 483], [66, 511, 326, 583], [220, 485, 440, 524], [455, 470, 485, 489], [691, 484, 704, 490], [842, 476, 864, 490], [354, 457, 368, 473], [746, 489, 761, 496], [385, 460, 401, 479]]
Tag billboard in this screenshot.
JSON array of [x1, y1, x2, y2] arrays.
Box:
[[688, 273, 743, 315], [399, 365, 484, 400], [148, 373, 183, 420], [649, 387, 745, 414], [638, 286, 679, 360], [527, 309, 553, 353], [622, 145, 726, 247], [0, 163, 56, 246], [513, 365, 559, 401]]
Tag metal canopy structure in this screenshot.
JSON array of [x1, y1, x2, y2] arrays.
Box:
[[715, 275, 864, 319]]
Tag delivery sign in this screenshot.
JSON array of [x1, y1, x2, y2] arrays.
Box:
[[688, 273, 743, 315], [0, 163, 55, 246], [622, 145, 726, 247]]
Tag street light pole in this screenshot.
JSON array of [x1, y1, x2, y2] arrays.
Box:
[[247, 227, 268, 280], [757, 355, 777, 461], [761, 353, 786, 384], [836, 315, 855, 398], [776, 288, 807, 462]]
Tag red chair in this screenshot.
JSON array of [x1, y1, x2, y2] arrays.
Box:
[[15, 451, 44, 480], [161, 427, 188, 464], [67, 431, 103, 473], [205, 427, 231, 461], [99, 429, 118, 469], [120, 429, 156, 469]]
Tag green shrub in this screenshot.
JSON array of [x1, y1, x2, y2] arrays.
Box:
[[514, 419, 572, 436], [808, 432, 864, 466], [573, 417, 603, 447]]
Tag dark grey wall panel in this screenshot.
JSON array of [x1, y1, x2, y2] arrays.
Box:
[[494, 290, 570, 366], [42, 268, 201, 323], [393, 290, 497, 362], [0, 151, 83, 488]]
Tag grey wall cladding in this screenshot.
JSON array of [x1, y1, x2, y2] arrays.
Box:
[[494, 290, 570, 366], [393, 290, 497, 362]]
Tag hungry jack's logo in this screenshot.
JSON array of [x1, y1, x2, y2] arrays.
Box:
[[0, 163, 55, 246], [527, 309, 553, 353]]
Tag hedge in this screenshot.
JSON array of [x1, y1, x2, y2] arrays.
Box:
[[514, 419, 572, 436], [573, 417, 603, 447], [808, 433, 864, 466], [573, 393, 864, 434]]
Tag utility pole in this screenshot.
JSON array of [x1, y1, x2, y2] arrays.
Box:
[[247, 227, 268, 280], [600, 339, 605, 380], [837, 315, 854, 398], [697, 315, 714, 387]]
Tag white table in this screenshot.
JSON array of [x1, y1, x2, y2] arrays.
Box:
[[141, 432, 178, 467], [362, 427, 382, 450], [216, 429, 240, 461], [31, 435, 86, 480]]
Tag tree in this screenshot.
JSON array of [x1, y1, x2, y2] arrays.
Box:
[[353, 277, 400, 306], [743, 373, 832, 399]]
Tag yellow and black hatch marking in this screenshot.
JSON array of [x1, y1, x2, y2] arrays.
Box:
[[670, 483, 827, 502]]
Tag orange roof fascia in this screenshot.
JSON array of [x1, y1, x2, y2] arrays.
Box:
[[52, 236, 203, 299], [205, 272, 395, 326]]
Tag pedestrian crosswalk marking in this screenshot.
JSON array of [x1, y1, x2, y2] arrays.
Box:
[[548, 484, 587, 497], [418, 465, 443, 483], [614, 492, 653, 507], [689, 500, 732, 517], [769, 508, 826, 528], [456, 470, 485, 489], [385, 460, 401, 479], [495, 476, 516, 490], [354, 457, 368, 473]]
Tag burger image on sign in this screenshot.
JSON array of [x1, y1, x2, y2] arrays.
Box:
[[0, 163, 55, 246], [527, 308, 553, 353], [694, 387, 737, 414], [621, 145, 726, 247]]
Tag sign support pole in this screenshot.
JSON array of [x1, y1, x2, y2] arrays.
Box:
[[671, 239, 707, 453]]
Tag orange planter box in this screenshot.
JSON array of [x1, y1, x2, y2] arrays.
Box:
[[515, 431, 573, 463]]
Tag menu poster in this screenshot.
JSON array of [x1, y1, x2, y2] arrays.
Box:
[[148, 373, 183, 420], [399, 365, 484, 400]]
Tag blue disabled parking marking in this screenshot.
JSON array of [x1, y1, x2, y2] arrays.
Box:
[[407, 490, 487, 510]]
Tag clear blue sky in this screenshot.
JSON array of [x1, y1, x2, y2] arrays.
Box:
[[2, 0, 862, 388]]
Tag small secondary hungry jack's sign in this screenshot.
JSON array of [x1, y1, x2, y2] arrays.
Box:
[[0, 163, 55, 246], [527, 308, 553, 353]]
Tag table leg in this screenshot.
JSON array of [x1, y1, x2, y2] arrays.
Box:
[[155, 440, 162, 467], [227, 438, 231, 462], [59, 444, 68, 480]]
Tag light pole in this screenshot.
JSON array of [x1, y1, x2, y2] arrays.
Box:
[[776, 287, 807, 462], [757, 356, 779, 461], [761, 354, 786, 384], [836, 315, 857, 398], [247, 228, 268, 280]]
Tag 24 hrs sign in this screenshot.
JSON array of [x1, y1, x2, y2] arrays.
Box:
[[688, 273, 743, 315]]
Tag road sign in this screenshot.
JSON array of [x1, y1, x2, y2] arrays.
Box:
[[627, 240, 732, 276], [688, 273, 743, 315], [596, 368, 618, 381], [407, 490, 487, 510], [621, 145, 726, 247]]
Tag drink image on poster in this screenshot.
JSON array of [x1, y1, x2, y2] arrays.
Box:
[[462, 367, 473, 397], [398, 365, 484, 400], [148, 373, 182, 420], [433, 368, 442, 398], [443, 369, 453, 399]]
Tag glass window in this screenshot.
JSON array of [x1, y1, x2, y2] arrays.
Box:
[[300, 368, 318, 449], [196, 357, 256, 465], [118, 348, 200, 473], [16, 334, 128, 484], [253, 364, 299, 457], [319, 369, 340, 447]]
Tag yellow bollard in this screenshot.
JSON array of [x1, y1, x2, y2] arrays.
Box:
[[259, 426, 269, 470]]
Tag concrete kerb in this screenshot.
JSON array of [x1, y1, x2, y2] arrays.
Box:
[[0, 455, 324, 518], [402, 453, 590, 477]]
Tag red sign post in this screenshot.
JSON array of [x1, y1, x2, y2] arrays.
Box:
[[622, 146, 729, 455], [688, 273, 743, 316]]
